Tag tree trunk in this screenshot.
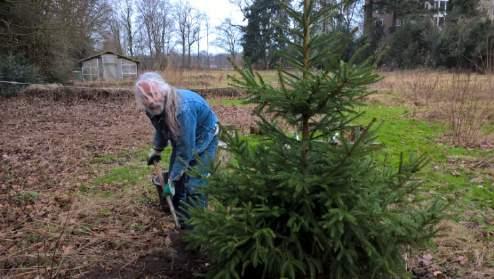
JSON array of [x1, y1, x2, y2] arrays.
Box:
[[197, 38, 200, 68], [182, 35, 186, 68], [126, 6, 133, 56], [301, 0, 311, 168], [364, 0, 374, 37], [206, 22, 210, 69], [188, 45, 191, 69], [147, 29, 153, 58]]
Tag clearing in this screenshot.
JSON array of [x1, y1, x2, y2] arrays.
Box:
[[1, 70, 493, 278]]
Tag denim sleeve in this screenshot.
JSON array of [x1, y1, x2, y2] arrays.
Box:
[[147, 113, 169, 151], [169, 110, 196, 181], [153, 130, 168, 151]]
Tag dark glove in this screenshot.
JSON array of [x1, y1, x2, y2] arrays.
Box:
[[147, 148, 162, 165]]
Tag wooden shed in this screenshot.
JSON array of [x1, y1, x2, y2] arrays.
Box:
[[80, 51, 139, 81]]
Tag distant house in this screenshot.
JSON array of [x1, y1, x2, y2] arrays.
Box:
[[480, 0, 494, 20], [79, 51, 139, 81], [429, 0, 448, 27], [371, 0, 449, 34]]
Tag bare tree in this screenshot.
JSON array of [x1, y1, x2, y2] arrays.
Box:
[[120, 0, 135, 56], [134, 27, 149, 56], [136, 0, 174, 69], [137, 0, 156, 56], [206, 17, 210, 68], [215, 18, 243, 60], [196, 14, 207, 68], [187, 14, 202, 68], [107, 12, 123, 53], [1, 0, 117, 80], [62, 0, 111, 57], [197, 23, 202, 68], [175, 1, 191, 68], [175, 1, 202, 68], [1, 0, 111, 80], [160, 3, 175, 56]]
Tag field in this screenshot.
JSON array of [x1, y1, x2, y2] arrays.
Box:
[[1, 70, 494, 278]]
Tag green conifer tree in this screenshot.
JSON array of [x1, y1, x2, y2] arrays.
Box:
[[242, 0, 290, 69], [185, 1, 445, 278]]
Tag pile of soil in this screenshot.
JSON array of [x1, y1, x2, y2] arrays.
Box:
[[17, 84, 244, 99]]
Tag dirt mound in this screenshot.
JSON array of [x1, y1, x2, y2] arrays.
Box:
[[18, 84, 134, 102]]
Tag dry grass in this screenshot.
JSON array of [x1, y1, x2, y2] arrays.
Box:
[[409, 220, 494, 279], [68, 68, 233, 89], [70, 79, 135, 88], [443, 75, 492, 146], [160, 67, 279, 89], [162, 68, 231, 88], [69, 68, 277, 91], [372, 70, 494, 147]]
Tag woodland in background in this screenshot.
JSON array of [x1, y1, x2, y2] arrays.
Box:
[[0, 0, 242, 82], [1, 0, 494, 83], [364, 0, 494, 72]]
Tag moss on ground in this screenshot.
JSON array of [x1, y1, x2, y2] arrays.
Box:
[[81, 147, 172, 199], [356, 104, 494, 215]]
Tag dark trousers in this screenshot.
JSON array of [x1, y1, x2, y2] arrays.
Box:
[[170, 136, 218, 224]]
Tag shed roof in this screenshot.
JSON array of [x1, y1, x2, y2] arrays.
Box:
[[79, 51, 139, 64]]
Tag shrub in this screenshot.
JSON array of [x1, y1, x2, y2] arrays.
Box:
[[0, 53, 41, 96], [0, 53, 41, 83]]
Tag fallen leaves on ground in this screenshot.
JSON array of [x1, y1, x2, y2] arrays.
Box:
[[0, 89, 255, 278]]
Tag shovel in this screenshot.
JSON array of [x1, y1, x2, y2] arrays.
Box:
[[153, 163, 181, 230]]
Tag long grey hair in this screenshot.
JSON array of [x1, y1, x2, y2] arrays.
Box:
[[135, 72, 180, 139]]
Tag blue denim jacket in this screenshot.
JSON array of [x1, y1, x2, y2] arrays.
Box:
[[148, 89, 218, 181]]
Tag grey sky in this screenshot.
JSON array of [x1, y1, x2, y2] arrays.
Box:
[[185, 0, 244, 54]]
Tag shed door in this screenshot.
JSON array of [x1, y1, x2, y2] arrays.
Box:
[[82, 59, 98, 81], [120, 59, 138, 80], [102, 54, 118, 80]]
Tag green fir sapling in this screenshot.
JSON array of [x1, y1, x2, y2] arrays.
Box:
[[185, 0, 445, 278]]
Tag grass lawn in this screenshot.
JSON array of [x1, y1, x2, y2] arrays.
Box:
[[208, 97, 248, 106], [357, 105, 494, 214]]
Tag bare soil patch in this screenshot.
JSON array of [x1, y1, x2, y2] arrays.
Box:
[[0, 88, 253, 278], [84, 241, 208, 279]]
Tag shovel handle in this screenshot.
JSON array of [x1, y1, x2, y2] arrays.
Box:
[[166, 196, 181, 229], [153, 162, 181, 230]]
